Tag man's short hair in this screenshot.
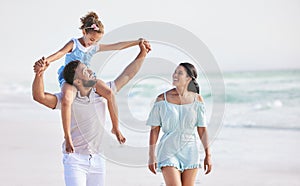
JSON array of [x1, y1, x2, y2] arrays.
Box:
[[63, 60, 81, 85]]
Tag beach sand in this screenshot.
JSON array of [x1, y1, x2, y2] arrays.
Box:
[[1, 95, 300, 185], [105, 127, 300, 186]]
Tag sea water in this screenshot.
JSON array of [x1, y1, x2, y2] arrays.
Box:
[[223, 69, 300, 130], [1, 69, 298, 186], [115, 69, 300, 132], [1, 69, 299, 152], [1, 69, 299, 129]]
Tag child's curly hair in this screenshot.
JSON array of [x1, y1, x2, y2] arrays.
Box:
[[80, 11, 104, 34]]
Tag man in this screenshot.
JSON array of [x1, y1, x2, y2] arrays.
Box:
[[32, 40, 150, 186]]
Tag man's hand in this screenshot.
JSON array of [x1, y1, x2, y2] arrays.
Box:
[[143, 40, 151, 52], [65, 136, 74, 153], [138, 39, 151, 54], [33, 57, 49, 76], [111, 128, 126, 144]]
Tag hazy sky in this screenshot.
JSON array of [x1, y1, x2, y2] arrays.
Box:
[[1, 0, 299, 83]]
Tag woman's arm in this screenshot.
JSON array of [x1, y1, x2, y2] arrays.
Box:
[[148, 126, 160, 174], [196, 94, 212, 174], [197, 127, 212, 174], [148, 95, 164, 174]]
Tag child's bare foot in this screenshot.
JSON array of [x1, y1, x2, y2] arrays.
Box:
[[111, 128, 126, 144]]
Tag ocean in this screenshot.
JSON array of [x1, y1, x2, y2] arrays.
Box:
[[0, 70, 300, 176], [0, 69, 299, 131], [223, 69, 300, 130], [0, 70, 300, 132], [116, 69, 300, 133]]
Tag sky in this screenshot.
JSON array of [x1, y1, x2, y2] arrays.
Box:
[[0, 0, 300, 83]]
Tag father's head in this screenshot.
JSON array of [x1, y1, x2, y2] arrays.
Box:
[[63, 60, 97, 88]]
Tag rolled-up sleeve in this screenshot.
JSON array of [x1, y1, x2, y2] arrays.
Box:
[[107, 81, 117, 94], [54, 92, 63, 110]]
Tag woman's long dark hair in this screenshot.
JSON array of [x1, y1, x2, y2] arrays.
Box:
[[179, 62, 200, 94]]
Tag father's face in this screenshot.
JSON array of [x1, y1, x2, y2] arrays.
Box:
[[75, 63, 97, 87]]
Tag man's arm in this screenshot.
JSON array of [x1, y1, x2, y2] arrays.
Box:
[[114, 41, 150, 91], [32, 59, 58, 109]]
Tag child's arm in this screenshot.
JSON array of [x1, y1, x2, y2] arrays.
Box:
[[45, 40, 74, 63], [94, 79, 125, 144], [98, 38, 143, 51], [34, 40, 74, 74]]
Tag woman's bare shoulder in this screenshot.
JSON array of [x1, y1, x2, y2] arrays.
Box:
[[155, 88, 176, 102], [196, 94, 204, 103], [155, 93, 164, 102]]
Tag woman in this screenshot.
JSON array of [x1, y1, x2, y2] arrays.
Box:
[[147, 62, 212, 186]]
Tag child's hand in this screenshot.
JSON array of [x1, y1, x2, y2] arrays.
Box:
[[33, 57, 49, 76], [111, 128, 126, 144], [139, 40, 151, 54], [143, 40, 151, 52], [138, 38, 151, 53]]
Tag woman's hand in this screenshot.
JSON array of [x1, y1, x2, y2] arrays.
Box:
[[148, 155, 157, 174], [204, 154, 212, 174]]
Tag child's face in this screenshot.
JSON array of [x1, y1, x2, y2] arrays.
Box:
[[83, 31, 103, 47]]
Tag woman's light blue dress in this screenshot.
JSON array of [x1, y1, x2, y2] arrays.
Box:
[[146, 92, 207, 172]]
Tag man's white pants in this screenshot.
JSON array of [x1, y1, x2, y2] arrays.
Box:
[[63, 153, 106, 186]]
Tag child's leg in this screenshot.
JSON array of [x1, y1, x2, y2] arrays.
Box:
[[94, 79, 126, 144], [61, 83, 77, 153]]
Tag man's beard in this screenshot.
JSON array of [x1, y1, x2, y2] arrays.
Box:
[[82, 79, 97, 87]]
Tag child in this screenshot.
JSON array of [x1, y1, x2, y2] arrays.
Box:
[[34, 11, 146, 153]]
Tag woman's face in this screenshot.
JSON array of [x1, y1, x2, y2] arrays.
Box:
[[172, 65, 191, 87]]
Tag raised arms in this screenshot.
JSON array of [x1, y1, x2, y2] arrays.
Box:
[[99, 39, 142, 51], [114, 40, 151, 92], [32, 58, 58, 109]]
